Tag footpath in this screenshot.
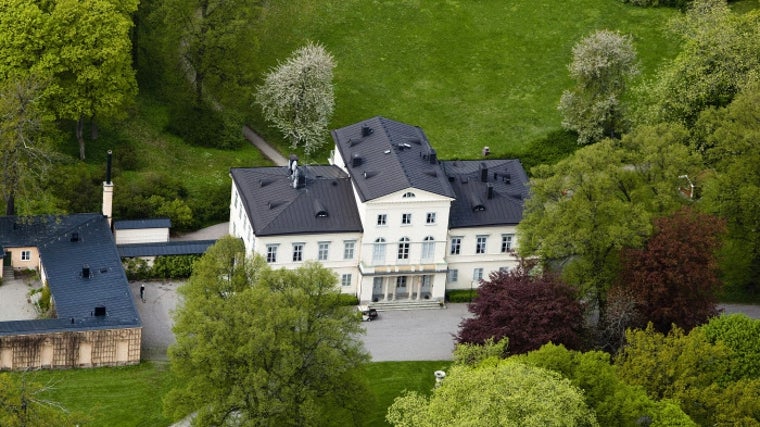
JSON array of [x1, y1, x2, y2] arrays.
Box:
[[242, 125, 288, 166]]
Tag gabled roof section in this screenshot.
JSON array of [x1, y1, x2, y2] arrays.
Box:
[[231, 165, 363, 237], [444, 159, 530, 228], [0, 214, 141, 335], [332, 116, 456, 202], [114, 218, 171, 230]]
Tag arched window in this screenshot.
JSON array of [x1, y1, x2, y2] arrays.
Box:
[[421, 236, 435, 261], [402, 192, 416, 198], [397, 237, 410, 260], [373, 238, 386, 264]]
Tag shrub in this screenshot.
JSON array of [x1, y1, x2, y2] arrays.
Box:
[[123, 258, 151, 281], [152, 255, 199, 279], [336, 293, 359, 306], [446, 289, 478, 303], [166, 101, 243, 149]]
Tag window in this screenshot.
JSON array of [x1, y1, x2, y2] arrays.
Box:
[[450, 237, 462, 255], [396, 276, 407, 288], [343, 240, 356, 259], [377, 214, 387, 226], [402, 213, 412, 225], [499, 266, 510, 273], [501, 234, 514, 253], [318, 242, 329, 261], [476, 236, 487, 254], [448, 269, 459, 282], [426, 212, 436, 224], [21, 250, 31, 261], [266, 245, 278, 263], [292, 243, 304, 262], [373, 238, 386, 264], [473, 268, 484, 281], [421, 236, 435, 261], [402, 192, 416, 198], [341, 274, 352, 287], [397, 237, 410, 260]]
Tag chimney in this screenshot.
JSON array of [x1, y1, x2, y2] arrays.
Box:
[[82, 264, 91, 278], [102, 150, 114, 227], [487, 183, 494, 200], [429, 149, 437, 164], [480, 163, 488, 183]]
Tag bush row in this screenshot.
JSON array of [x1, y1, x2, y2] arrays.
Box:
[[123, 255, 200, 281], [446, 289, 479, 303]]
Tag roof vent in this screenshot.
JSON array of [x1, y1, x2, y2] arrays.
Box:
[[268, 201, 283, 210], [407, 137, 421, 145], [361, 125, 374, 137], [480, 163, 489, 182], [428, 149, 437, 164], [348, 138, 360, 147], [460, 176, 469, 184], [94, 305, 106, 316], [384, 150, 391, 154], [363, 171, 378, 179], [259, 179, 273, 187], [82, 264, 91, 278], [424, 169, 438, 178], [71, 232, 80, 242], [351, 154, 362, 168], [503, 173, 511, 185]]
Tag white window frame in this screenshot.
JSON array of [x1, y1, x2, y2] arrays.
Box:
[[341, 273, 352, 287], [377, 214, 387, 226], [318, 242, 329, 261], [401, 213, 412, 225], [266, 244, 278, 263], [343, 240, 356, 260], [426, 212, 436, 224], [501, 234, 514, 253], [476, 236, 487, 254], [473, 268, 484, 281], [373, 238, 387, 264], [292, 243, 304, 262], [448, 269, 459, 282], [397, 237, 410, 260], [21, 250, 31, 261], [421, 236, 435, 261], [450, 237, 462, 255]]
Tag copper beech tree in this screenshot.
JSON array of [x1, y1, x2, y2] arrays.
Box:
[[457, 262, 585, 355], [610, 207, 726, 334]]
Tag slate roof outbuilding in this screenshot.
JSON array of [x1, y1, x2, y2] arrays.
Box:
[[0, 214, 141, 336], [118, 240, 216, 257], [114, 218, 172, 230]]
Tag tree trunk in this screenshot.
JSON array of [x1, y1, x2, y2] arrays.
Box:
[[76, 117, 86, 160], [5, 193, 14, 216], [90, 117, 98, 140]]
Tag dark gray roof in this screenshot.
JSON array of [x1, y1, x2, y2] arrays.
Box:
[[230, 165, 363, 237], [0, 214, 141, 336], [114, 218, 171, 230], [332, 116, 456, 202], [118, 240, 216, 257], [443, 159, 530, 228]]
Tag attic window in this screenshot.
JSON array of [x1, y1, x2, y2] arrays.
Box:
[[402, 192, 416, 198], [314, 199, 328, 218], [259, 179, 273, 187], [469, 193, 486, 212]]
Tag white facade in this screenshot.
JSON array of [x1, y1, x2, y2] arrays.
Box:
[[113, 228, 170, 245]]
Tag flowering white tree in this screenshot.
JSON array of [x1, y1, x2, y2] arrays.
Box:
[[559, 30, 638, 145], [256, 42, 335, 155]]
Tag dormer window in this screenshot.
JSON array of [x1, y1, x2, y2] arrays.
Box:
[[402, 192, 416, 198]]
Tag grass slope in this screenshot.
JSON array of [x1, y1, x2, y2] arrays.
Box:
[[21, 360, 447, 426], [251, 0, 679, 158]]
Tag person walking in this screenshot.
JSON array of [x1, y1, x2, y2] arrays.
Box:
[[140, 284, 145, 303]]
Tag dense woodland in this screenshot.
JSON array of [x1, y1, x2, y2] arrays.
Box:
[[2, 0, 760, 425]]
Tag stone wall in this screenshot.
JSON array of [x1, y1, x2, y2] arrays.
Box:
[[0, 327, 141, 370]]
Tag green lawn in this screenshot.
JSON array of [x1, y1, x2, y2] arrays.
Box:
[[19, 360, 447, 426], [250, 0, 680, 159]]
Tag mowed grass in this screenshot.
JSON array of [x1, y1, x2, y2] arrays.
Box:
[[250, 0, 680, 158], [18, 360, 447, 426]]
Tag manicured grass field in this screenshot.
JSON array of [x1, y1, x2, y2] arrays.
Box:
[[18, 360, 447, 426], [250, 0, 680, 159]]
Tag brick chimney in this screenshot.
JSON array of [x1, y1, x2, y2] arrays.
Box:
[[102, 150, 113, 227]]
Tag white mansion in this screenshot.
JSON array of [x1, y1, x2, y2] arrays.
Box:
[[229, 117, 529, 305]]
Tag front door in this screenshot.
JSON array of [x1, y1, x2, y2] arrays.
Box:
[[3, 251, 11, 267]]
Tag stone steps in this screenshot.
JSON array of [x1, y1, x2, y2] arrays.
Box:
[[370, 300, 445, 311], [2, 268, 14, 281]]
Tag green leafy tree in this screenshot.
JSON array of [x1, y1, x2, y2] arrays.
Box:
[[256, 42, 336, 156], [640, 0, 760, 127], [613, 207, 725, 334], [165, 237, 370, 426], [0, 0, 138, 160], [697, 79, 760, 296], [0, 373, 86, 426], [701, 314, 760, 381], [615, 324, 760, 425], [387, 358, 598, 427], [155, 0, 259, 105], [518, 123, 699, 307], [0, 76, 54, 215], [559, 29, 639, 144], [517, 343, 695, 427]]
